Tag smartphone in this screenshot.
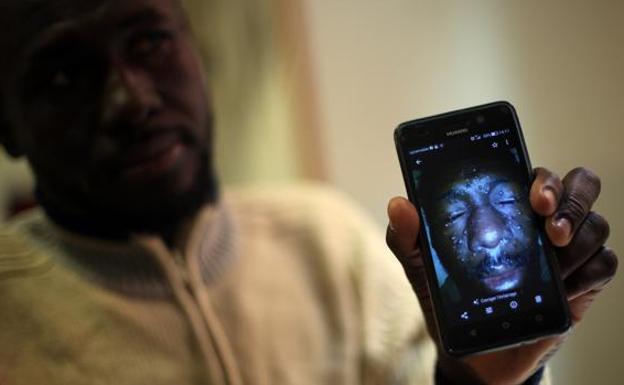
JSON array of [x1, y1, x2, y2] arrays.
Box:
[[394, 101, 571, 356]]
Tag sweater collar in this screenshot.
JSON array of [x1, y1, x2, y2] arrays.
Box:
[[22, 201, 239, 297]]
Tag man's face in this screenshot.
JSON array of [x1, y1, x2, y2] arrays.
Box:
[[2, 0, 213, 221], [431, 171, 537, 293]]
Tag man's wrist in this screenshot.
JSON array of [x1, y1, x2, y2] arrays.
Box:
[[435, 356, 483, 385], [435, 361, 545, 385]]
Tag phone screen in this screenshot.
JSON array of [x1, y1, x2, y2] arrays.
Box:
[[396, 102, 569, 355]]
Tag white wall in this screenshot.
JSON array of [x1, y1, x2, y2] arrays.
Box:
[[303, 1, 624, 384]]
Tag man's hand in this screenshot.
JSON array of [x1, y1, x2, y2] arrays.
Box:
[[386, 167, 618, 385]]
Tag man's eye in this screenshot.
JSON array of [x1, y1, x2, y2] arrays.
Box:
[[33, 67, 75, 94], [29, 61, 99, 99], [130, 30, 173, 57], [448, 211, 466, 222], [496, 197, 518, 205], [26, 50, 100, 99], [50, 70, 71, 88]]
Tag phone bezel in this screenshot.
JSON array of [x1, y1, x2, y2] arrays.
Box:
[[394, 101, 571, 356]]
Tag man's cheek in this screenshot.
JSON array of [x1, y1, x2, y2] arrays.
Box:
[[26, 107, 90, 141], [462, 251, 483, 270], [444, 217, 468, 242], [449, 236, 479, 270], [514, 220, 532, 237]]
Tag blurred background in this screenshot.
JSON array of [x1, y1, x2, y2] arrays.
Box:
[[1, 0, 622, 384]]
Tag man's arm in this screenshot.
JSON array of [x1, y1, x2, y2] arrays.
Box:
[[386, 167, 617, 384]]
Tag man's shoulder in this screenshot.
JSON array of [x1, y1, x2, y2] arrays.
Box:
[[0, 210, 54, 282], [224, 182, 374, 229], [225, 181, 354, 208], [222, 182, 387, 278]]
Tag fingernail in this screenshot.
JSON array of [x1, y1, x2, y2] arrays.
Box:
[[552, 216, 572, 239], [541, 186, 556, 204], [389, 220, 397, 233]]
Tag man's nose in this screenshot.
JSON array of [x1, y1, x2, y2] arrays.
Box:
[[100, 66, 162, 128], [468, 205, 505, 251]]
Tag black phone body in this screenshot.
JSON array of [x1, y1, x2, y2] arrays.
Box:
[[394, 101, 571, 356]]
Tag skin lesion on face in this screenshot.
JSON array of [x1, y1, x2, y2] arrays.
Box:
[[432, 171, 537, 293]]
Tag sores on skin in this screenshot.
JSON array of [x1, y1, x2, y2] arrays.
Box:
[[437, 173, 536, 293]]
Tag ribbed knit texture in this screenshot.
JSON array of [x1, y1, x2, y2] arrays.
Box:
[[0, 184, 550, 385]]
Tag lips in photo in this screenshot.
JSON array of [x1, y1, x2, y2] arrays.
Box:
[[482, 267, 523, 292]]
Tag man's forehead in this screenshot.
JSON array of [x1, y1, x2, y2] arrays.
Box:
[[5, 0, 180, 49], [13, 0, 177, 21], [438, 174, 509, 204]]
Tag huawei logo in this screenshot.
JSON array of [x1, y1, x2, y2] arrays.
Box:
[[446, 128, 469, 137]]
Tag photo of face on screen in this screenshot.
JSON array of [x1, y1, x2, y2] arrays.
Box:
[[398, 103, 571, 354], [409, 131, 553, 319]]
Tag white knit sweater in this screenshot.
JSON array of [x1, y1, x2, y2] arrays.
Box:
[[0, 184, 548, 384]]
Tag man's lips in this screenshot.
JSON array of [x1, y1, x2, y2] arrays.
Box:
[[482, 267, 522, 291], [118, 131, 186, 180]]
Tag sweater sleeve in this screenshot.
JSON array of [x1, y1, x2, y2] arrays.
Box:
[[321, 188, 437, 385]]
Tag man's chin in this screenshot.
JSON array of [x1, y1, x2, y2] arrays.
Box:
[[91, 182, 218, 235], [90, 155, 217, 220], [481, 268, 524, 293], [106, 172, 217, 218]]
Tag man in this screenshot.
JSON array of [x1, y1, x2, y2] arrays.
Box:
[[420, 160, 546, 306], [0, 1, 617, 384]]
